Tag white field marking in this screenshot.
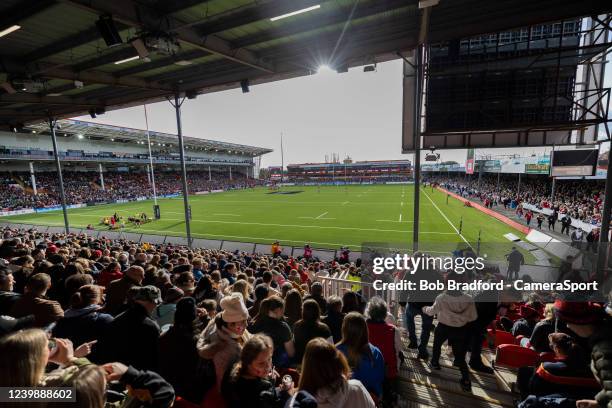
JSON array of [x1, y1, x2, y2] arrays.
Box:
[[315, 212, 328, 219], [401, 202, 404, 207], [399, 213, 402, 222], [46, 213, 420, 233], [172, 200, 413, 205], [342, 201, 349, 205], [376, 219, 413, 223], [421, 187, 474, 249], [11, 215, 454, 235], [212, 213, 241, 217]]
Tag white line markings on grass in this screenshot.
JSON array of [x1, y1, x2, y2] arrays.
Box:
[[212, 213, 241, 217], [342, 201, 349, 206], [20, 214, 451, 234], [315, 212, 328, 219], [376, 219, 413, 223], [421, 187, 474, 249]]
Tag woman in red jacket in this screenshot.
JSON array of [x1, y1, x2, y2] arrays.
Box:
[[97, 262, 123, 288]]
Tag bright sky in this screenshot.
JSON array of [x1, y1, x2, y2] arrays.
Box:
[[78, 56, 611, 168], [78, 60, 406, 168]]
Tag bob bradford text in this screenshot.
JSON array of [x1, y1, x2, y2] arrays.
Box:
[[372, 279, 598, 293]]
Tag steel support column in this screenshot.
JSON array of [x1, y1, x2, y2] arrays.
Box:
[[99, 163, 105, 191], [550, 177, 556, 202], [49, 118, 69, 234], [171, 94, 192, 247], [412, 43, 423, 252], [29, 162, 37, 195], [144, 104, 158, 206], [413, 4, 432, 251], [208, 165, 212, 181]]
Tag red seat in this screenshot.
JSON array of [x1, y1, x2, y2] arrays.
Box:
[[495, 344, 540, 369], [483, 329, 517, 348]]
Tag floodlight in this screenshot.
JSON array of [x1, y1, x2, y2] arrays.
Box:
[[271, 5, 320, 21], [0, 25, 21, 38]]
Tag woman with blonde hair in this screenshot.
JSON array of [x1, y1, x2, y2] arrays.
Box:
[[0, 329, 95, 388], [0, 328, 49, 386], [229, 279, 253, 308], [289, 337, 375, 408], [526, 303, 561, 353]]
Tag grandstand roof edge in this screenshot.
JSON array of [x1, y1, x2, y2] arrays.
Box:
[[23, 119, 273, 156]]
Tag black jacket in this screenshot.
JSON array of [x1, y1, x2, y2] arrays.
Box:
[[52, 305, 113, 352], [322, 311, 346, 343], [528, 360, 599, 400], [529, 320, 555, 353], [0, 290, 20, 315], [113, 365, 175, 408], [222, 375, 289, 408], [158, 325, 202, 403], [97, 303, 160, 371]]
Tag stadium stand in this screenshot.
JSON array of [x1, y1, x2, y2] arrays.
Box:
[[426, 174, 605, 231], [287, 160, 412, 183], [0, 171, 261, 211], [0, 225, 610, 408], [0, 120, 270, 213]]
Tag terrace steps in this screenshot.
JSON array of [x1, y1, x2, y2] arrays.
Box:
[[397, 315, 518, 408]]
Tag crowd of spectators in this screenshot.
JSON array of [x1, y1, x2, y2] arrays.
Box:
[[427, 174, 604, 227], [0, 170, 261, 211], [0, 225, 610, 407], [396, 259, 612, 408], [0, 226, 406, 408]]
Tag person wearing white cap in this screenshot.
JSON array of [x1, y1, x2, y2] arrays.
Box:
[[197, 292, 252, 404]]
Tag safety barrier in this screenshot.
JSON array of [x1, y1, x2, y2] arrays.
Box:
[[0, 221, 361, 262], [318, 275, 397, 313]]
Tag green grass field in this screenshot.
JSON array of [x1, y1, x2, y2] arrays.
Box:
[[2, 185, 530, 260]]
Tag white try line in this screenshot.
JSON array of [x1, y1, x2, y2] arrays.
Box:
[[315, 211, 328, 219], [421, 187, 474, 249]]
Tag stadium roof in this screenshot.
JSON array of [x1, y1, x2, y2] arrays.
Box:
[[24, 119, 273, 156], [0, 0, 609, 127]]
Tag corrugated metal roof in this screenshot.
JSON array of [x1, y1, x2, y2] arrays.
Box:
[[0, 0, 608, 127]]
